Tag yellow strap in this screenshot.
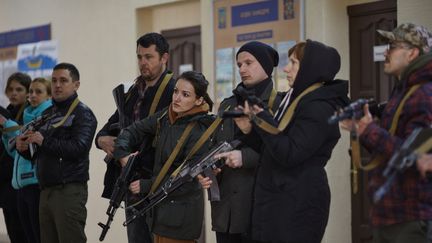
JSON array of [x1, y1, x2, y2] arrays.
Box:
[[1, 125, 21, 133], [15, 103, 26, 121], [149, 72, 173, 115], [254, 83, 323, 135], [268, 88, 277, 115], [150, 122, 196, 193], [170, 110, 228, 178], [355, 84, 423, 171], [414, 136, 432, 154], [51, 98, 80, 128]]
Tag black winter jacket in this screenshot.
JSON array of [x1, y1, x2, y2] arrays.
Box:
[[96, 70, 175, 198], [245, 40, 350, 243], [211, 78, 282, 234], [35, 93, 97, 188]]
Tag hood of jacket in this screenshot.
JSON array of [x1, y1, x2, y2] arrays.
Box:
[[290, 40, 341, 104], [400, 52, 432, 88]]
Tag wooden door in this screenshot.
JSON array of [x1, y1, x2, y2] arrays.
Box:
[[347, 1, 396, 242], [161, 26, 202, 77]]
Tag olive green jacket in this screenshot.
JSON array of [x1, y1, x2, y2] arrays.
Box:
[[114, 107, 214, 240]]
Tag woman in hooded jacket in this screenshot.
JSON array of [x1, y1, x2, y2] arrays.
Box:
[[233, 40, 350, 243]]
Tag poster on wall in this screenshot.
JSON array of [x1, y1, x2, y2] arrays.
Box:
[[0, 60, 18, 107], [276, 40, 296, 91], [216, 48, 234, 105], [17, 40, 58, 79], [213, 0, 304, 105]]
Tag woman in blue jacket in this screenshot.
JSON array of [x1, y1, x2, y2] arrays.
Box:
[[2, 77, 52, 243]]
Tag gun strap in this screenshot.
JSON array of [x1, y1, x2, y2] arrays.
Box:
[[149, 72, 173, 116], [2, 125, 21, 133], [352, 83, 423, 176], [15, 103, 26, 121], [268, 88, 277, 116], [415, 136, 432, 154], [253, 82, 322, 135], [51, 97, 80, 128], [150, 121, 196, 194], [171, 110, 228, 179]]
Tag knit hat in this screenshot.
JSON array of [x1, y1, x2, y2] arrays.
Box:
[[377, 23, 432, 54], [236, 41, 279, 76]]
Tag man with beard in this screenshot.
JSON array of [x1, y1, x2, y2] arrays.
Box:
[[96, 32, 175, 243], [341, 23, 432, 243]]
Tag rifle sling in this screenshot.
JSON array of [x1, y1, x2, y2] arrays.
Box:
[[149, 121, 196, 194], [253, 82, 322, 135], [2, 103, 27, 133], [51, 97, 80, 128], [149, 72, 173, 116], [171, 110, 227, 178], [352, 83, 422, 172]]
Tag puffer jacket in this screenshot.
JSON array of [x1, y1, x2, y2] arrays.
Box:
[[35, 93, 97, 188]]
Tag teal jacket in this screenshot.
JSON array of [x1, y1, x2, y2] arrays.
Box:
[[2, 99, 52, 189]]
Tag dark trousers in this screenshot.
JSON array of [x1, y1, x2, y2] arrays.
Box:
[[373, 221, 428, 243], [125, 194, 152, 243], [39, 183, 87, 243], [216, 232, 257, 243], [17, 185, 40, 243], [1, 184, 27, 243], [3, 206, 27, 243]]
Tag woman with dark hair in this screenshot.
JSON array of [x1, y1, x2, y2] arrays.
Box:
[[233, 40, 350, 242], [0, 72, 31, 243], [114, 71, 214, 243]]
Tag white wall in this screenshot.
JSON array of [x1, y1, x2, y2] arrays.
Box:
[[398, 0, 432, 31]]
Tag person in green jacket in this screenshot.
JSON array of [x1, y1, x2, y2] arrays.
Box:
[[114, 70, 214, 243]]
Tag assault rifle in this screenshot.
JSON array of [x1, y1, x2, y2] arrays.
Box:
[[8, 112, 58, 158], [373, 127, 432, 203], [104, 84, 132, 163], [98, 153, 139, 241], [220, 86, 267, 118], [328, 98, 387, 124], [123, 140, 241, 226]]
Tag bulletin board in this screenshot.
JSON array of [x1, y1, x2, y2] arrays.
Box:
[[213, 0, 304, 105]]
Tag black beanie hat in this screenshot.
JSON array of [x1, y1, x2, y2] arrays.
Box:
[[236, 41, 279, 77]]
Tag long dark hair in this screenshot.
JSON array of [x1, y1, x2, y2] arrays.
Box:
[[177, 71, 213, 111]]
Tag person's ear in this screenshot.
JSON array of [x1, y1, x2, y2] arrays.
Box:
[[408, 47, 420, 62], [195, 96, 204, 106], [74, 81, 80, 91]]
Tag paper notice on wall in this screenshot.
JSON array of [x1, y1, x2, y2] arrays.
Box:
[[17, 40, 58, 79], [373, 45, 387, 62], [0, 59, 18, 107]]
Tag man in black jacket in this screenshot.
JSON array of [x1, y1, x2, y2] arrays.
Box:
[[95, 32, 175, 243], [199, 41, 282, 243], [16, 63, 97, 243]]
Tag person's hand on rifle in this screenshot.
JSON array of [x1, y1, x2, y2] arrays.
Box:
[[339, 103, 373, 135], [214, 150, 243, 169], [98, 135, 116, 157], [25, 131, 44, 146], [119, 151, 138, 167], [129, 180, 141, 194], [0, 114, 6, 126], [16, 134, 29, 152], [417, 153, 432, 179], [233, 101, 262, 135]]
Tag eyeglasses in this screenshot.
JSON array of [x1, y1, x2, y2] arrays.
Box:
[[387, 42, 413, 52]]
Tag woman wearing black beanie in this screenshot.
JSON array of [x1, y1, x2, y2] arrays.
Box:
[[233, 40, 350, 243]]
